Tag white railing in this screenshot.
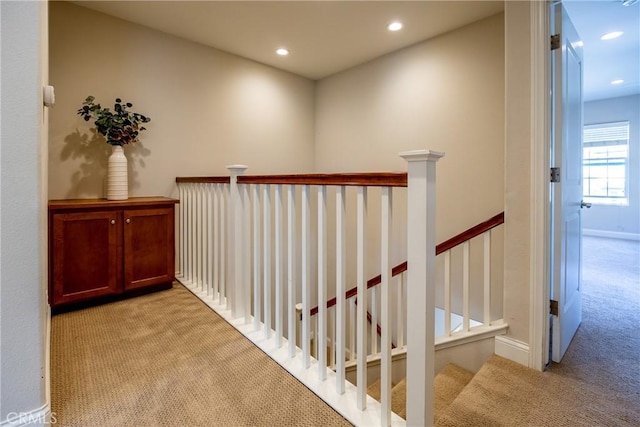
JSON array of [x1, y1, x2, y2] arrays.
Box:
[[302, 210, 505, 380], [176, 151, 443, 426], [176, 152, 506, 425]]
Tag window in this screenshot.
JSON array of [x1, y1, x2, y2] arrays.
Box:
[[583, 121, 630, 205]]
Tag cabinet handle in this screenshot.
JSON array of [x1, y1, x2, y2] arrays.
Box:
[[110, 220, 116, 225], [126, 218, 131, 224]]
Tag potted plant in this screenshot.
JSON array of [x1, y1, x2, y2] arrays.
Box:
[[77, 96, 151, 200]]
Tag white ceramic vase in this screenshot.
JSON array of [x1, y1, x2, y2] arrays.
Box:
[[107, 145, 128, 200]]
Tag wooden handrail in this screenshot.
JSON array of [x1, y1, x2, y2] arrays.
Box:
[[309, 212, 504, 316], [238, 173, 407, 187], [176, 173, 407, 187], [176, 176, 231, 184], [435, 212, 505, 254], [310, 262, 407, 316]]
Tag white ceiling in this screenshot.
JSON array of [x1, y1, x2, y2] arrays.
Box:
[[72, 1, 504, 80], [72, 1, 638, 101], [564, 0, 640, 101]]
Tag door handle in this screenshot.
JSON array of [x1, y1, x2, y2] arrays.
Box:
[[580, 200, 592, 209]]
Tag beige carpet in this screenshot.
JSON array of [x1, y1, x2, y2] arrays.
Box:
[[548, 236, 639, 400], [436, 355, 639, 427], [51, 283, 352, 426], [367, 363, 474, 421]]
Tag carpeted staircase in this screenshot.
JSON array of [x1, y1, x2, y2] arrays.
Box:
[[367, 363, 474, 422], [367, 354, 639, 426]]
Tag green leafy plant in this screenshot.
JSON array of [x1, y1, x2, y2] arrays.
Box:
[[77, 96, 151, 146]]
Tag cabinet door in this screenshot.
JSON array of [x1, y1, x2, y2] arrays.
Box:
[[51, 211, 120, 306], [123, 207, 174, 290]]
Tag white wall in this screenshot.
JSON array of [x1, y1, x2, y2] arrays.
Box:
[[0, 1, 50, 424], [48, 2, 316, 200], [582, 95, 640, 237], [315, 13, 505, 243], [502, 1, 534, 347], [314, 14, 505, 322]]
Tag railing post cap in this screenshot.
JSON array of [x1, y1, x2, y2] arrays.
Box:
[[227, 165, 248, 173], [399, 150, 445, 162]]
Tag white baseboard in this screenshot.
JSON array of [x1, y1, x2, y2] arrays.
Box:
[[495, 335, 530, 367], [583, 229, 640, 241], [0, 403, 52, 426]]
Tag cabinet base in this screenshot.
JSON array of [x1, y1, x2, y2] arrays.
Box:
[[51, 281, 174, 314]]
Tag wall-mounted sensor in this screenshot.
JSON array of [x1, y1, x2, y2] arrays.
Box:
[[43, 85, 55, 107]]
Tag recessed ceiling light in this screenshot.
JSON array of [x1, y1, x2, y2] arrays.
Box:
[[622, 0, 638, 6], [611, 79, 624, 85], [276, 48, 289, 56], [601, 31, 623, 40], [387, 22, 403, 32]]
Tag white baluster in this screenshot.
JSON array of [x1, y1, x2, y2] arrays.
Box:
[[335, 185, 346, 393], [444, 250, 451, 336], [401, 149, 444, 427], [275, 184, 284, 347], [349, 297, 356, 362], [226, 181, 232, 310], [370, 286, 378, 355], [396, 274, 404, 348], [484, 231, 491, 326], [220, 184, 227, 305], [196, 183, 202, 289], [213, 184, 220, 300], [177, 184, 184, 279], [253, 184, 262, 331], [463, 240, 470, 332], [263, 184, 272, 339], [380, 186, 393, 426], [201, 184, 207, 291], [228, 165, 248, 319], [317, 185, 327, 381], [242, 183, 251, 324], [301, 185, 311, 368], [206, 184, 213, 295], [329, 307, 335, 368], [356, 186, 368, 410], [287, 185, 297, 358], [190, 184, 196, 285]]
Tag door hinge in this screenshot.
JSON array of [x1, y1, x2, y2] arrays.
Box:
[[550, 167, 561, 183], [550, 300, 559, 316], [551, 34, 561, 50]]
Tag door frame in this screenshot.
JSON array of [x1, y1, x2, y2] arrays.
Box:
[[529, 0, 552, 371]]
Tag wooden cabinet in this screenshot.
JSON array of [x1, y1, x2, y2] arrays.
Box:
[[49, 197, 178, 308]]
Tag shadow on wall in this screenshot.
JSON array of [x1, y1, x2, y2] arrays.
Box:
[[62, 129, 151, 198]]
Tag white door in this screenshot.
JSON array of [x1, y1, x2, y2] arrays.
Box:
[[551, 2, 584, 363]]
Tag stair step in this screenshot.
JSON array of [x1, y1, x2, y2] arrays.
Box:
[[435, 355, 637, 426], [434, 364, 475, 420], [366, 363, 474, 420], [366, 378, 407, 419]]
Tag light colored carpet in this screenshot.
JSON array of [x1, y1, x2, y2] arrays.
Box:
[[366, 363, 473, 421], [432, 364, 474, 421], [548, 236, 639, 399], [51, 283, 352, 427], [436, 354, 639, 427], [436, 236, 640, 426]]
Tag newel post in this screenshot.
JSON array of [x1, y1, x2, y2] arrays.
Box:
[[400, 150, 444, 427], [227, 165, 248, 320]]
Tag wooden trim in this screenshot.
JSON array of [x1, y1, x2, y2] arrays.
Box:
[[366, 309, 396, 349], [310, 261, 407, 316], [175, 176, 231, 184], [309, 212, 505, 316], [48, 197, 179, 211], [238, 173, 407, 187], [436, 212, 505, 254]]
